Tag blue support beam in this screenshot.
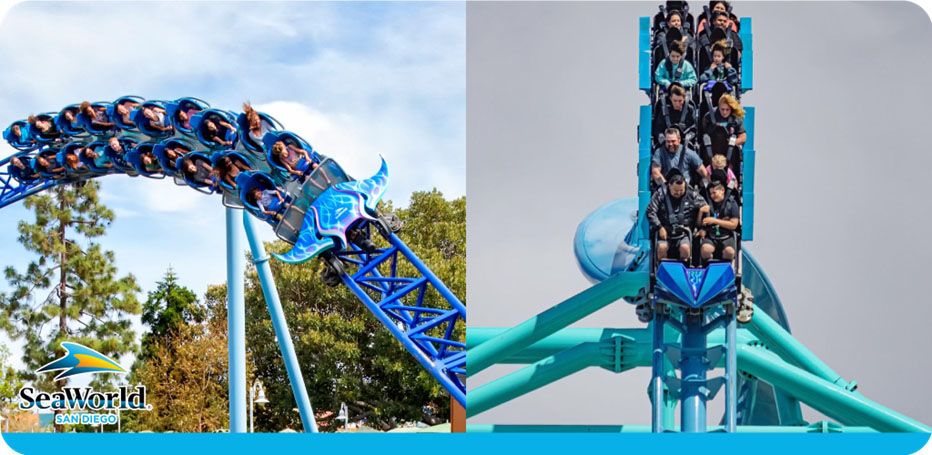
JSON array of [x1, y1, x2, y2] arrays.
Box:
[[637, 104, 652, 242], [243, 212, 318, 433], [638, 16, 651, 93], [739, 18, 753, 93], [743, 106, 755, 241], [336, 229, 466, 406], [225, 207, 247, 433]]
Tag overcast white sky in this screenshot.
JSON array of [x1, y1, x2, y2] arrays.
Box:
[[0, 1, 464, 373], [467, 1, 932, 428]]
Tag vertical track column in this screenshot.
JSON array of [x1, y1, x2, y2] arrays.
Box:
[[226, 207, 247, 433], [650, 307, 665, 433], [243, 212, 319, 433], [680, 316, 707, 433], [725, 309, 738, 432]]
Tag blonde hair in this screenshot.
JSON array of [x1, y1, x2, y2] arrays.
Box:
[[712, 39, 729, 56], [711, 154, 727, 168], [718, 94, 745, 118]]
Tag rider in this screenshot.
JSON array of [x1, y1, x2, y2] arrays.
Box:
[[248, 186, 287, 221], [697, 171, 739, 264], [698, 40, 739, 89], [654, 40, 697, 90], [646, 168, 708, 262], [651, 128, 708, 189], [652, 84, 696, 145]]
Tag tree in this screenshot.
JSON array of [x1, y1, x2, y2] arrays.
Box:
[[126, 283, 230, 432], [138, 268, 204, 361], [0, 182, 140, 430], [0, 345, 24, 431], [245, 190, 465, 432]]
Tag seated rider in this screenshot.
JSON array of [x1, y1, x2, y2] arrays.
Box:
[[180, 157, 217, 189], [698, 40, 739, 89], [115, 100, 140, 125], [9, 156, 40, 179], [705, 154, 736, 189], [80, 146, 114, 169], [652, 84, 696, 144], [248, 186, 287, 221], [142, 106, 172, 132], [243, 102, 271, 146], [79, 101, 115, 129], [646, 168, 708, 262], [272, 140, 318, 180], [35, 154, 65, 175], [655, 40, 697, 90], [140, 151, 162, 173], [215, 155, 252, 189], [27, 115, 59, 139], [697, 172, 739, 264], [651, 127, 708, 189], [203, 117, 236, 146], [164, 143, 192, 162], [63, 152, 86, 170]]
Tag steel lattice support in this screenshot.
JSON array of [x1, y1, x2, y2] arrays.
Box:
[[336, 230, 466, 405]]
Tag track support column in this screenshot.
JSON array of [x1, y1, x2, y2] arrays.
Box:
[[243, 212, 319, 433], [226, 207, 247, 433]]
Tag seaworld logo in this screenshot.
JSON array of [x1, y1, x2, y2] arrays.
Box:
[[18, 342, 152, 414], [36, 342, 127, 380]]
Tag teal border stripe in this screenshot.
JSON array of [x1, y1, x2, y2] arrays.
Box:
[[3, 433, 930, 455]]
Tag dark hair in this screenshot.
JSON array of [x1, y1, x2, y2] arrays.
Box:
[[668, 174, 686, 185], [669, 85, 687, 97], [667, 10, 682, 23], [668, 40, 685, 55]]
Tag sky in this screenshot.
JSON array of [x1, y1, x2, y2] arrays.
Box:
[[0, 1, 464, 373], [466, 2, 932, 427]]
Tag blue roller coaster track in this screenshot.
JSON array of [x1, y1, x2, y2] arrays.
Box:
[[0, 97, 466, 422]]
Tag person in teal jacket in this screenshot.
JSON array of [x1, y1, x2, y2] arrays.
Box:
[[655, 41, 698, 89]]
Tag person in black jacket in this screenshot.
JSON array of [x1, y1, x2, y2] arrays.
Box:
[[646, 169, 708, 262], [698, 174, 739, 264]]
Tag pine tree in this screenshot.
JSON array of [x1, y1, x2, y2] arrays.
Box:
[[0, 182, 140, 430], [138, 267, 204, 361]]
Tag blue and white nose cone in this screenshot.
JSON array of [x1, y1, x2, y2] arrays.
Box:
[[655, 262, 738, 309], [573, 197, 645, 284]]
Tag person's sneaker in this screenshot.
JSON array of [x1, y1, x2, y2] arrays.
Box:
[[636, 303, 653, 323], [737, 287, 754, 324]]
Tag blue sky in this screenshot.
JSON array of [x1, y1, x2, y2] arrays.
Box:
[[0, 1, 465, 372]]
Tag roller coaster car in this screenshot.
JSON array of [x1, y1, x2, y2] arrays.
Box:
[[104, 137, 139, 175], [152, 138, 194, 177], [78, 141, 116, 174], [58, 143, 95, 178], [28, 113, 63, 144], [75, 102, 116, 136], [237, 171, 292, 224], [236, 111, 283, 153], [32, 150, 66, 180], [130, 100, 174, 137], [110, 95, 146, 131], [263, 131, 321, 179], [54, 105, 85, 136], [653, 1, 695, 34], [176, 151, 217, 194], [7, 154, 41, 184], [164, 97, 209, 135], [190, 109, 238, 149], [125, 142, 166, 179], [4, 121, 36, 151]]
